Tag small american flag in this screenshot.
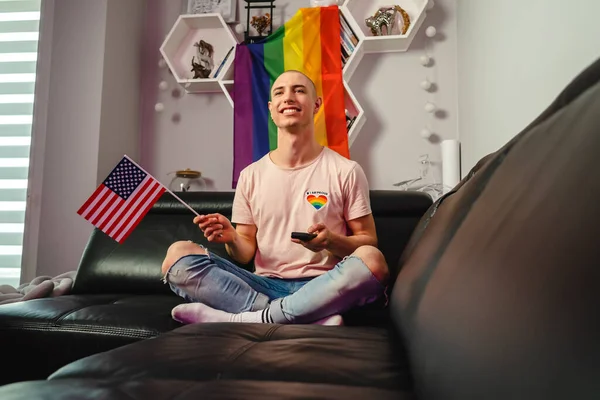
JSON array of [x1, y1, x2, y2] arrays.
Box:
[[77, 156, 166, 243]]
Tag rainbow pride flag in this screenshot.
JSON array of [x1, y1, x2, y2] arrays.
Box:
[[232, 5, 348, 187]]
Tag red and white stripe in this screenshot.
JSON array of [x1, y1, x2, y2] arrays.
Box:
[[77, 175, 165, 243]]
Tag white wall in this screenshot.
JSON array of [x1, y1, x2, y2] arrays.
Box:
[[457, 0, 600, 174], [97, 0, 145, 183], [141, 0, 459, 190], [22, 0, 145, 281]]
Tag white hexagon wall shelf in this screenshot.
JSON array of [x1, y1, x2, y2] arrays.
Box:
[[342, 0, 429, 55], [160, 13, 238, 94], [340, 0, 429, 146], [343, 80, 365, 147], [339, 7, 364, 82], [220, 79, 235, 107]]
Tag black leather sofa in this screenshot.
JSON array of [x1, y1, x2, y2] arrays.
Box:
[[0, 190, 432, 388], [1, 58, 600, 399]]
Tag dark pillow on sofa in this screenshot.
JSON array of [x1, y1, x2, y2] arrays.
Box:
[[390, 57, 600, 400]]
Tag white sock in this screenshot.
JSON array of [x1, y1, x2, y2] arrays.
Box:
[[172, 303, 344, 326], [171, 303, 271, 324]]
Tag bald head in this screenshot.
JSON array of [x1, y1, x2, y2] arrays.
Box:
[[271, 70, 317, 99]]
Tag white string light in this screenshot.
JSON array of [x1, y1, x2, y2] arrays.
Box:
[[420, 128, 433, 139], [420, 1, 437, 142], [155, 57, 185, 121]]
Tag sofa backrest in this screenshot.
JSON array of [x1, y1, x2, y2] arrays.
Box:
[[390, 57, 600, 399], [72, 190, 431, 295]]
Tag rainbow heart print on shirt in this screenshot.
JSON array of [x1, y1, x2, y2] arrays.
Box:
[[306, 194, 328, 210]]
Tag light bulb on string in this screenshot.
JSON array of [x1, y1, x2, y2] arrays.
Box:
[[425, 26, 437, 38]]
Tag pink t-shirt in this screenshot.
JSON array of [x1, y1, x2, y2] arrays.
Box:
[[231, 147, 372, 279]]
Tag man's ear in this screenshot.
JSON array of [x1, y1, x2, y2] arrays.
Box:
[[314, 97, 323, 114]]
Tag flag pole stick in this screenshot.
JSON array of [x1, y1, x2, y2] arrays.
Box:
[[165, 189, 200, 216], [124, 155, 200, 217]]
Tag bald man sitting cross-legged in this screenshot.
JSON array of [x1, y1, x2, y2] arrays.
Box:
[[162, 70, 388, 326]]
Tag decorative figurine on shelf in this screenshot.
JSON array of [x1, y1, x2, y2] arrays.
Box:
[[190, 39, 214, 79], [251, 13, 271, 36], [365, 5, 411, 36]]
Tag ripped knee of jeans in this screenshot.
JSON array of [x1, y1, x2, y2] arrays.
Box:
[[161, 246, 210, 285], [161, 239, 208, 273], [337, 255, 387, 306]]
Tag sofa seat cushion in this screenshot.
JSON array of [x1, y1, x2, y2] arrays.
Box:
[[0, 294, 183, 338], [0, 294, 184, 384], [44, 323, 413, 394]]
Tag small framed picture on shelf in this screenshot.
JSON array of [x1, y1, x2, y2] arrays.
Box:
[[184, 0, 238, 23]]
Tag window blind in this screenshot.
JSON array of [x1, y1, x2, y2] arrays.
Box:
[[0, 0, 40, 288]]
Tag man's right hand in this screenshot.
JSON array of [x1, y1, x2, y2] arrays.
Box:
[[193, 213, 236, 244]]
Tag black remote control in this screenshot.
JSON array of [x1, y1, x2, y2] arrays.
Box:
[[291, 232, 317, 241]]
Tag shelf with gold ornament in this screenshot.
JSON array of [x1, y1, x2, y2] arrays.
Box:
[[159, 13, 238, 94], [341, 0, 429, 54]]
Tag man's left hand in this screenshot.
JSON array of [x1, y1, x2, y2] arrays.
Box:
[[291, 223, 334, 252]]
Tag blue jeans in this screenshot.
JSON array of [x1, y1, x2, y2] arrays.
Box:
[[164, 250, 385, 324]]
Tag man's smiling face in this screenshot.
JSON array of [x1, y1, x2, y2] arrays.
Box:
[[268, 70, 321, 132]]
